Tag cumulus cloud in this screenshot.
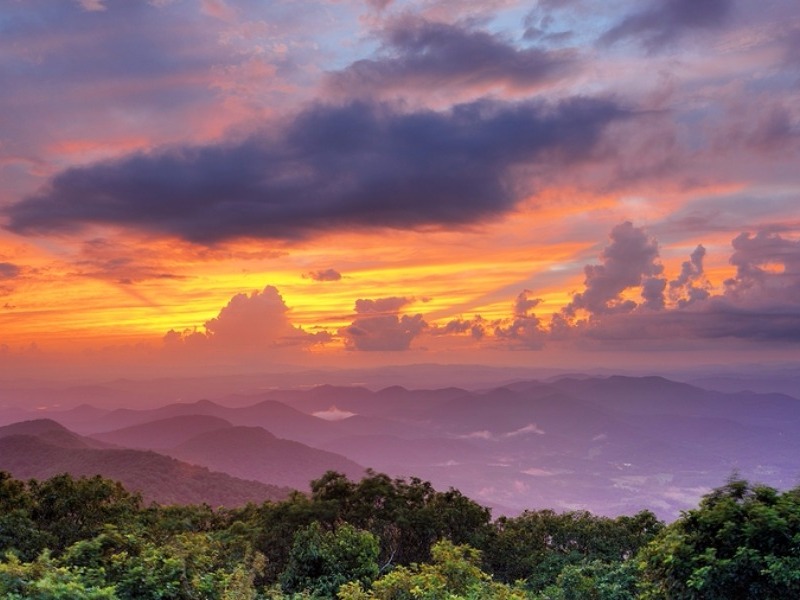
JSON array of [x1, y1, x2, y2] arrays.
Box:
[[669, 244, 710, 306], [556, 226, 800, 344], [326, 16, 576, 97], [5, 97, 626, 244], [340, 296, 426, 351], [494, 289, 548, 349], [164, 285, 328, 354], [565, 221, 664, 317], [430, 316, 487, 340], [724, 230, 800, 302], [599, 0, 733, 51], [304, 268, 342, 282], [354, 296, 411, 314]]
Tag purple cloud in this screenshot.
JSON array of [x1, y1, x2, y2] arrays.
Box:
[[354, 296, 412, 314], [430, 316, 487, 340], [5, 98, 625, 244], [340, 296, 426, 350], [0, 263, 21, 280], [599, 0, 733, 51], [326, 16, 576, 97], [305, 268, 342, 282], [495, 290, 547, 349], [565, 221, 664, 317], [725, 231, 800, 301], [669, 245, 710, 307], [556, 227, 800, 345]]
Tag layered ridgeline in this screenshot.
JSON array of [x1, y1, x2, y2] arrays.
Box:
[[1, 471, 799, 599], [0, 417, 364, 502], [1, 375, 798, 518], [0, 419, 296, 506]]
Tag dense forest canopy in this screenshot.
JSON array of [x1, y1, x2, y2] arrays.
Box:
[[1, 470, 799, 599]]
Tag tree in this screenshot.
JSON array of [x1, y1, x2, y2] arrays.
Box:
[[484, 508, 661, 591], [280, 522, 379, 598], [0, 551, 118, 599], [338, 540, 527, 600], [29, 474, 141, 554], [310, 471, 492, 567], [638, 479, 800, 599]]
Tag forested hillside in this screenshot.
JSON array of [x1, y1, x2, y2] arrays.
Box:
[[1, 470, 798, 599]]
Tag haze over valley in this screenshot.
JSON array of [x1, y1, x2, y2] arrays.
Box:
[[2, 366, 798, 520]]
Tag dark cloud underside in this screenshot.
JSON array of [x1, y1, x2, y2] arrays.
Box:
[[0, 263, 21, 280], [326, 17, 575, 96], [5, 98, 625, 243], [600, 0, 733, 51]]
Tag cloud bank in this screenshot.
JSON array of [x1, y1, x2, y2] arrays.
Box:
[[5, 98, 625, 243]]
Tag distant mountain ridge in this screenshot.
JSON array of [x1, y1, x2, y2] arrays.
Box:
[[0, 419, 291, 506], [90, 415, 366, 490], [168, 425, 364, 490], [91, 414, 234, 449], [1, 374, 798, 519]]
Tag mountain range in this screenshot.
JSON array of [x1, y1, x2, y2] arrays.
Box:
[[0, 374, 797, 518]]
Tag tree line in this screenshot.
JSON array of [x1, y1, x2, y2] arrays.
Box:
[[1, 470, 799, 598]]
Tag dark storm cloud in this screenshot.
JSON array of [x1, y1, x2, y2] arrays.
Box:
[[599, 0, 733, 51], [326, 16, 576, 96], [5, 98, 625, 244]]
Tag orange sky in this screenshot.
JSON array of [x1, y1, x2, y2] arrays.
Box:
[[0, 0, 798, 379]]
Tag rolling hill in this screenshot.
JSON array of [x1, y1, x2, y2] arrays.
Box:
[[0, 420, 292, 506]]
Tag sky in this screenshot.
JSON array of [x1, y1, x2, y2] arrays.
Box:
[[0, 0, 798, 379]]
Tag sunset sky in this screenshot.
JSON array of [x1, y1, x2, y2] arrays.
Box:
[[0, 0, 798, 379]]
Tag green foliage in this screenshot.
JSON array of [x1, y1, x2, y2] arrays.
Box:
[[28, 474, 142, 554], [280, 522, 379, 598], [0, 551, 118, 599], [309, 471, 492, 568], [534, 559, 639, 600], [638, 479, 800, 599], [338, 540, 527, 600], [9, 470, 800, 600], [485, 507, 662, 592]]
